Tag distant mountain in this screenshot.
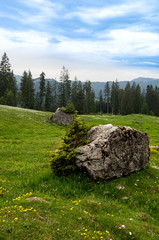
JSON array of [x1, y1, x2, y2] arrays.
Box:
[[91, 81, 129, 97], [15, 75, 159, 98], [14, 75, 22, 83], [16, 76, 56, 92], [91, 77, 159, 97], [131, 77, 159, 83], [130, 77, 159, 90], [33, 78, 56, 92]]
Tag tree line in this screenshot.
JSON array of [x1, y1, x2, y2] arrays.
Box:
[[0, 52, 159, 116]]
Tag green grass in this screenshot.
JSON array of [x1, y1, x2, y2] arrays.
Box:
[[0, 105, 159, 240]]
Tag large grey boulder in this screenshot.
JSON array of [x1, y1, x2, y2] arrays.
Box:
[[51, 108, 73, 125], [76, 124, 150, 179]]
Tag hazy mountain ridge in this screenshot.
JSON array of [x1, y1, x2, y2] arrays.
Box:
[[15, 75, 159, 98]]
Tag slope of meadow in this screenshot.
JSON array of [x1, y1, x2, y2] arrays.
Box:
[[0, 105, 159, 240]]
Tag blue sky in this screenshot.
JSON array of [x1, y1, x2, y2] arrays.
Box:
[[1, 0, 159, 81]]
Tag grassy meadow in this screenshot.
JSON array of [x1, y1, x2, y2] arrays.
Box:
[[0, 105, 159, 240]]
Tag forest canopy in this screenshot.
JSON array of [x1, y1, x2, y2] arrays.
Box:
[[0, 53, 159, 116]]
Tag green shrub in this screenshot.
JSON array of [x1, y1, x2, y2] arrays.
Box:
[[50, 114, 90, 176], [60, 102, 76, 114]]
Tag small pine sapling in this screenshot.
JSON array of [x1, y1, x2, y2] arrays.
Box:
[[60, 102, 76, 114], [50, 113, 90, 176]]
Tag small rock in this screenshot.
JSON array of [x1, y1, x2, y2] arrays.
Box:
[[51, 108, 73, 125], [26, 197, 47, 202], [120, 225, 126, 229], [122, 196, 129, 200], [152, 166, 159, 170], [116, 185, 125, 190]]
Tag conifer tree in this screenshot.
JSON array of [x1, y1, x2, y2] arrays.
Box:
[[65, 69, 71, 104], [154, 86, 159, 116], [76, 81, 84, 114], [52, 80, 58, 111], [83, 81, 93, 114], [45, 81, 52, 111], [134, 84, 142, 113], [104, 82, 110, 113], [111, 80, 119, 114], [35, 92, 40, 110], [58, 66, 71, 107], [0, 52, 17, 105], [121, 82, 133, 115], [146, 85, 155, 114], [20, 71, 28, 107], [5, 71, 17, 106], [20, 70, 35, 109], [39, 72, 46, 110], [90, 90, 96, 113], [99, 89, 103, 113], [71, 76, 78, 109]]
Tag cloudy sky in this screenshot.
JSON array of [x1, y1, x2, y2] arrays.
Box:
[[1, 0, 159, 81]]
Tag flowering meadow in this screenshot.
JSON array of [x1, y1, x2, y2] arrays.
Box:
[[0, 105, 159, 239]]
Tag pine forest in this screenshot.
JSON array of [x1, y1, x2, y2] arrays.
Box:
[[0, 53, 159, 116]]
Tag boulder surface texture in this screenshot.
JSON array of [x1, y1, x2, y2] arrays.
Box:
[[51, 108, 73, 125], [76, 124, 150, 179]]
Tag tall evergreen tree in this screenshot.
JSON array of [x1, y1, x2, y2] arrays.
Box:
[[58, 66, 71, 107], [35, 92, 40, 110], [76, 81, 84, 114], [45, 81, 52, 111], [90, 90, 96, 113], [83, 81, 92, 114], [27, 70, 34, 109], [65, 69, 71, 104], [20, 70, 34, 109], [154, 86, 159, 116], [0, 52, 11, 99], [20, 71, 28, 108], [121, 82, 133, 115], [0, 52, 17, 105], [146, 85, 155, 114], [71, 76, 78, 109], [104, 82, 110, 114], [39, 72, 45, 110], [99, 89, 103, 113], [134, 84, 142, 113], [111, 80, 119, 115], [6, 71, 17, 106], [52, 80, 58, 112]]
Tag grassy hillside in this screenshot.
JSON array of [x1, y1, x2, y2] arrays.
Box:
[[0, 105, 159, 240]]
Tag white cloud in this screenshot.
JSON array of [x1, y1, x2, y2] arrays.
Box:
[[19, 0, 61, 11], [0, 28, 52, 48], [138, 62, 159, 66], [74, 28, 91, 34], [1, 1, 159, 82], [65, 1, 154, 24], [12, 0, 63, 26], [2, 22, 159, 60], [1, 25, 159, 68], [95, 27, 159, 57]]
